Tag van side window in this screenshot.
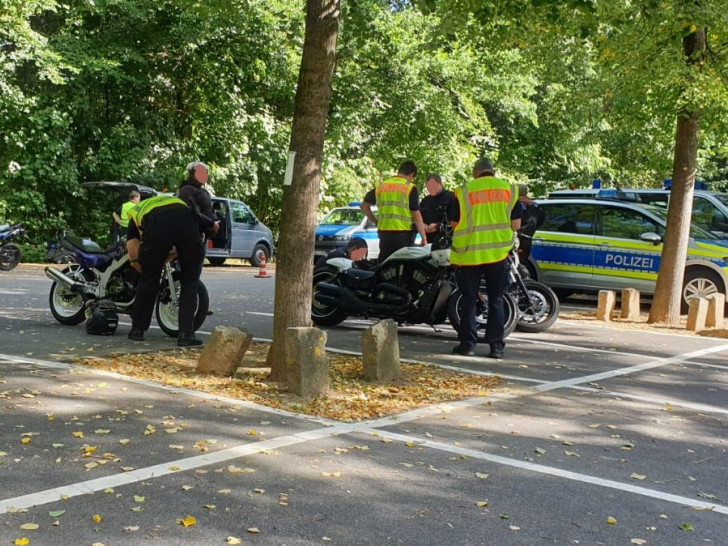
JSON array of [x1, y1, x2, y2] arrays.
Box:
[[600, 206, 662, 240], [231, 202, 253, 223], [540, 203, 595, 235]]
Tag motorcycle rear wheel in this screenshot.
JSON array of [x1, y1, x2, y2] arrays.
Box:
[[49, 265, 90, 325], [155, 276, 210, 338], [514, 280, 560, 333], [447, 289, 517, 341], [0, 243, 22, 271], [311, 266, 348, 327]]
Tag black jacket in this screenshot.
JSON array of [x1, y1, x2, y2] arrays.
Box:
[[177, 179, 216, 231]]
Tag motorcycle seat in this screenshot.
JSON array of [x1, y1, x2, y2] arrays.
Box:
[[62, 232, 106, 254], [0, 225, 9, 232]]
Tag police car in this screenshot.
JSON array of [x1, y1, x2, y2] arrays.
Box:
[[529, 198, 728, 312], [314, 203, 380, 259]]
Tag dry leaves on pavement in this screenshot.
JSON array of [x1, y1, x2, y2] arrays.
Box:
[[79, 344, 501, 421]]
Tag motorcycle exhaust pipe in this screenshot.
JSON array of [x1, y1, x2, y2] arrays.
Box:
[[44, 266, 95, 300]]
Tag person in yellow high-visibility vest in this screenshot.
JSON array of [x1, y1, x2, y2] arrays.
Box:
[[448, 158, 521, 359], [360, 161, 427, 261], [125, 194, 205, 347], [112, 191, 141, 243]]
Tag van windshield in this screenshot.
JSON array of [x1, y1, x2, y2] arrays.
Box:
[[321, 208, 364, 225]]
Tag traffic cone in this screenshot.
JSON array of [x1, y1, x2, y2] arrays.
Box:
[[255, 256, 270, 278]]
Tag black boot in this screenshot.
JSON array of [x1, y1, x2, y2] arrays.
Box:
[[128, 328, 144, 342], [178, 332, 203, 347]]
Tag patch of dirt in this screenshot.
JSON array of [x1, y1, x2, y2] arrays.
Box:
[[79, 343, 502, 422]]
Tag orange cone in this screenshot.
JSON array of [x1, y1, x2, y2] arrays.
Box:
[[255, 256, 270, 278]]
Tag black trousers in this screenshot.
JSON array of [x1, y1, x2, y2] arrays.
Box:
[[455, 259, 508, 349], [132, 207, 204, 335], [378, 230, 414, 261]]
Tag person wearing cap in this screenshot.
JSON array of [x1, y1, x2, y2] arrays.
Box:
[[360, 161, 427, 261], [125, 194, 206, 347], [314, 237, 369, 269], [448, 158, 521, 360], [178, 162, 219, 238]]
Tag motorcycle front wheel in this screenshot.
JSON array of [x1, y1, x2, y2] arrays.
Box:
[[311, 266, 348, 327], [49, 265, 90, 325], [0, 243, 22, 271], [447, 289, 517, 341], [514, 280, 560, 333], [155, 276, 210, 338]]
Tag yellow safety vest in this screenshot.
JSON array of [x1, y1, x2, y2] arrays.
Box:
[[450, 176, 517, 265], [119, 201, 136, 228], [128, 195, 187, 236], [375, 176, 414, 231]]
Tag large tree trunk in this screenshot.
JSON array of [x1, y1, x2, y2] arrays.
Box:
[[266, 0, 341, 381], [648, 29, 705, 325]]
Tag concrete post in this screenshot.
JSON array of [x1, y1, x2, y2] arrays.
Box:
[[686, 298, 708, 332], [597, 290, 616, 321], [705, 293, 725, 329], [620, 288, 641, 320], [362, 319, 400, 382], [285, 327, 329, 397], [197, 326, 253, 376]]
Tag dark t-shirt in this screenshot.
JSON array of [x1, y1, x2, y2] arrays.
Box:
[[420, 189, 455, 225], [363, 186, 420, 211]]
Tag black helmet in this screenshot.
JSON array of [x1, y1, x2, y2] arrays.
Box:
[[85, 300, 119, 335]]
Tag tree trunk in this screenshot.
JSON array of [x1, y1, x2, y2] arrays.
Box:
[[648, 29, 705, 325], [266, 0, 341, 381]]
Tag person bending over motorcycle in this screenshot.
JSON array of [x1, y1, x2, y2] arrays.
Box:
[[125, 195, 205, 347], [315, 237, 369, 270]]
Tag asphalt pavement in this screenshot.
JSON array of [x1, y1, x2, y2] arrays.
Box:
[[0, 264, 726, 545]]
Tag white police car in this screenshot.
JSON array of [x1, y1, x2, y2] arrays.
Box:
[[529, 198, 728, 312], [314, 202, 380, 259]]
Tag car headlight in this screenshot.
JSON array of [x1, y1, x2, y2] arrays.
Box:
[[334, 235, 351, 241]]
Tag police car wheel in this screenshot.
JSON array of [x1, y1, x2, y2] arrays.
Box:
[[682, 268, 723, 314]]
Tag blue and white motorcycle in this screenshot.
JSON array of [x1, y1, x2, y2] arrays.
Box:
[[0, 223, 26, 271], [45, 231, 209, 337]]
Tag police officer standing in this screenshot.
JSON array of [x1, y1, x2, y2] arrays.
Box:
[[112, 191, 140, 243], [448, 158, 521, 359], [360, 161, 427, 261], [125, 195, 205, 346], [178, 162, 219, 238]]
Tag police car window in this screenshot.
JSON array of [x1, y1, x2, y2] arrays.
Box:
[[321, 208, 363, 225], [637, 193, 668, 208], [600, 206, 662, 240], [231, 202, 253, 223], [540, 203, 595, 234], [692, 197, 716, 232]]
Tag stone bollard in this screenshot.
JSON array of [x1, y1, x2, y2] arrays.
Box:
[[196, 326, 253, 376], [705, 293, 725, 329], [686, 297, 709, 332], [597, 290, 616, 321], [361, 319, 400, 382], [620, 288, 641, 320], [285, 327, 329, 397]]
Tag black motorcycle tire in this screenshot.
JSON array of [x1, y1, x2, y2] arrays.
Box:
[[49, 265, 91, 325], [0, 243, 22, 271], [311, 266, 349, 327], [447, 289, 517, 341], [514, 280, 560, 333], [155, 276, 210, 338]]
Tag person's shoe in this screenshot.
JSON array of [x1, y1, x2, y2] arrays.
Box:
[[128, 328, 144, 342], [178, 333, 203, 347], [488, 343, 505, 359], [452, 344, 475, 356]]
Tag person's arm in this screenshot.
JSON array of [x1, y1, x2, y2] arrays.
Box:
[[125, 223, 142, 272], [411, 210, 427, 246], [112, 211, 123, 225], [361, 201, 377, 226], [511, 218, 522, 231]]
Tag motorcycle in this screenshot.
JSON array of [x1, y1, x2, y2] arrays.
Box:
[[312, 245, 518, 341], [0, 223, 26, 271], [44, 231, 209, 337], [506, 245, 560, 333]]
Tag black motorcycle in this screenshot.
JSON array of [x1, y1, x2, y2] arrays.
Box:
[[507, 246, 560, 333], [312, 245, 518, 340], [45, 231, 209, 337], [0, 223, 26, 271]]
